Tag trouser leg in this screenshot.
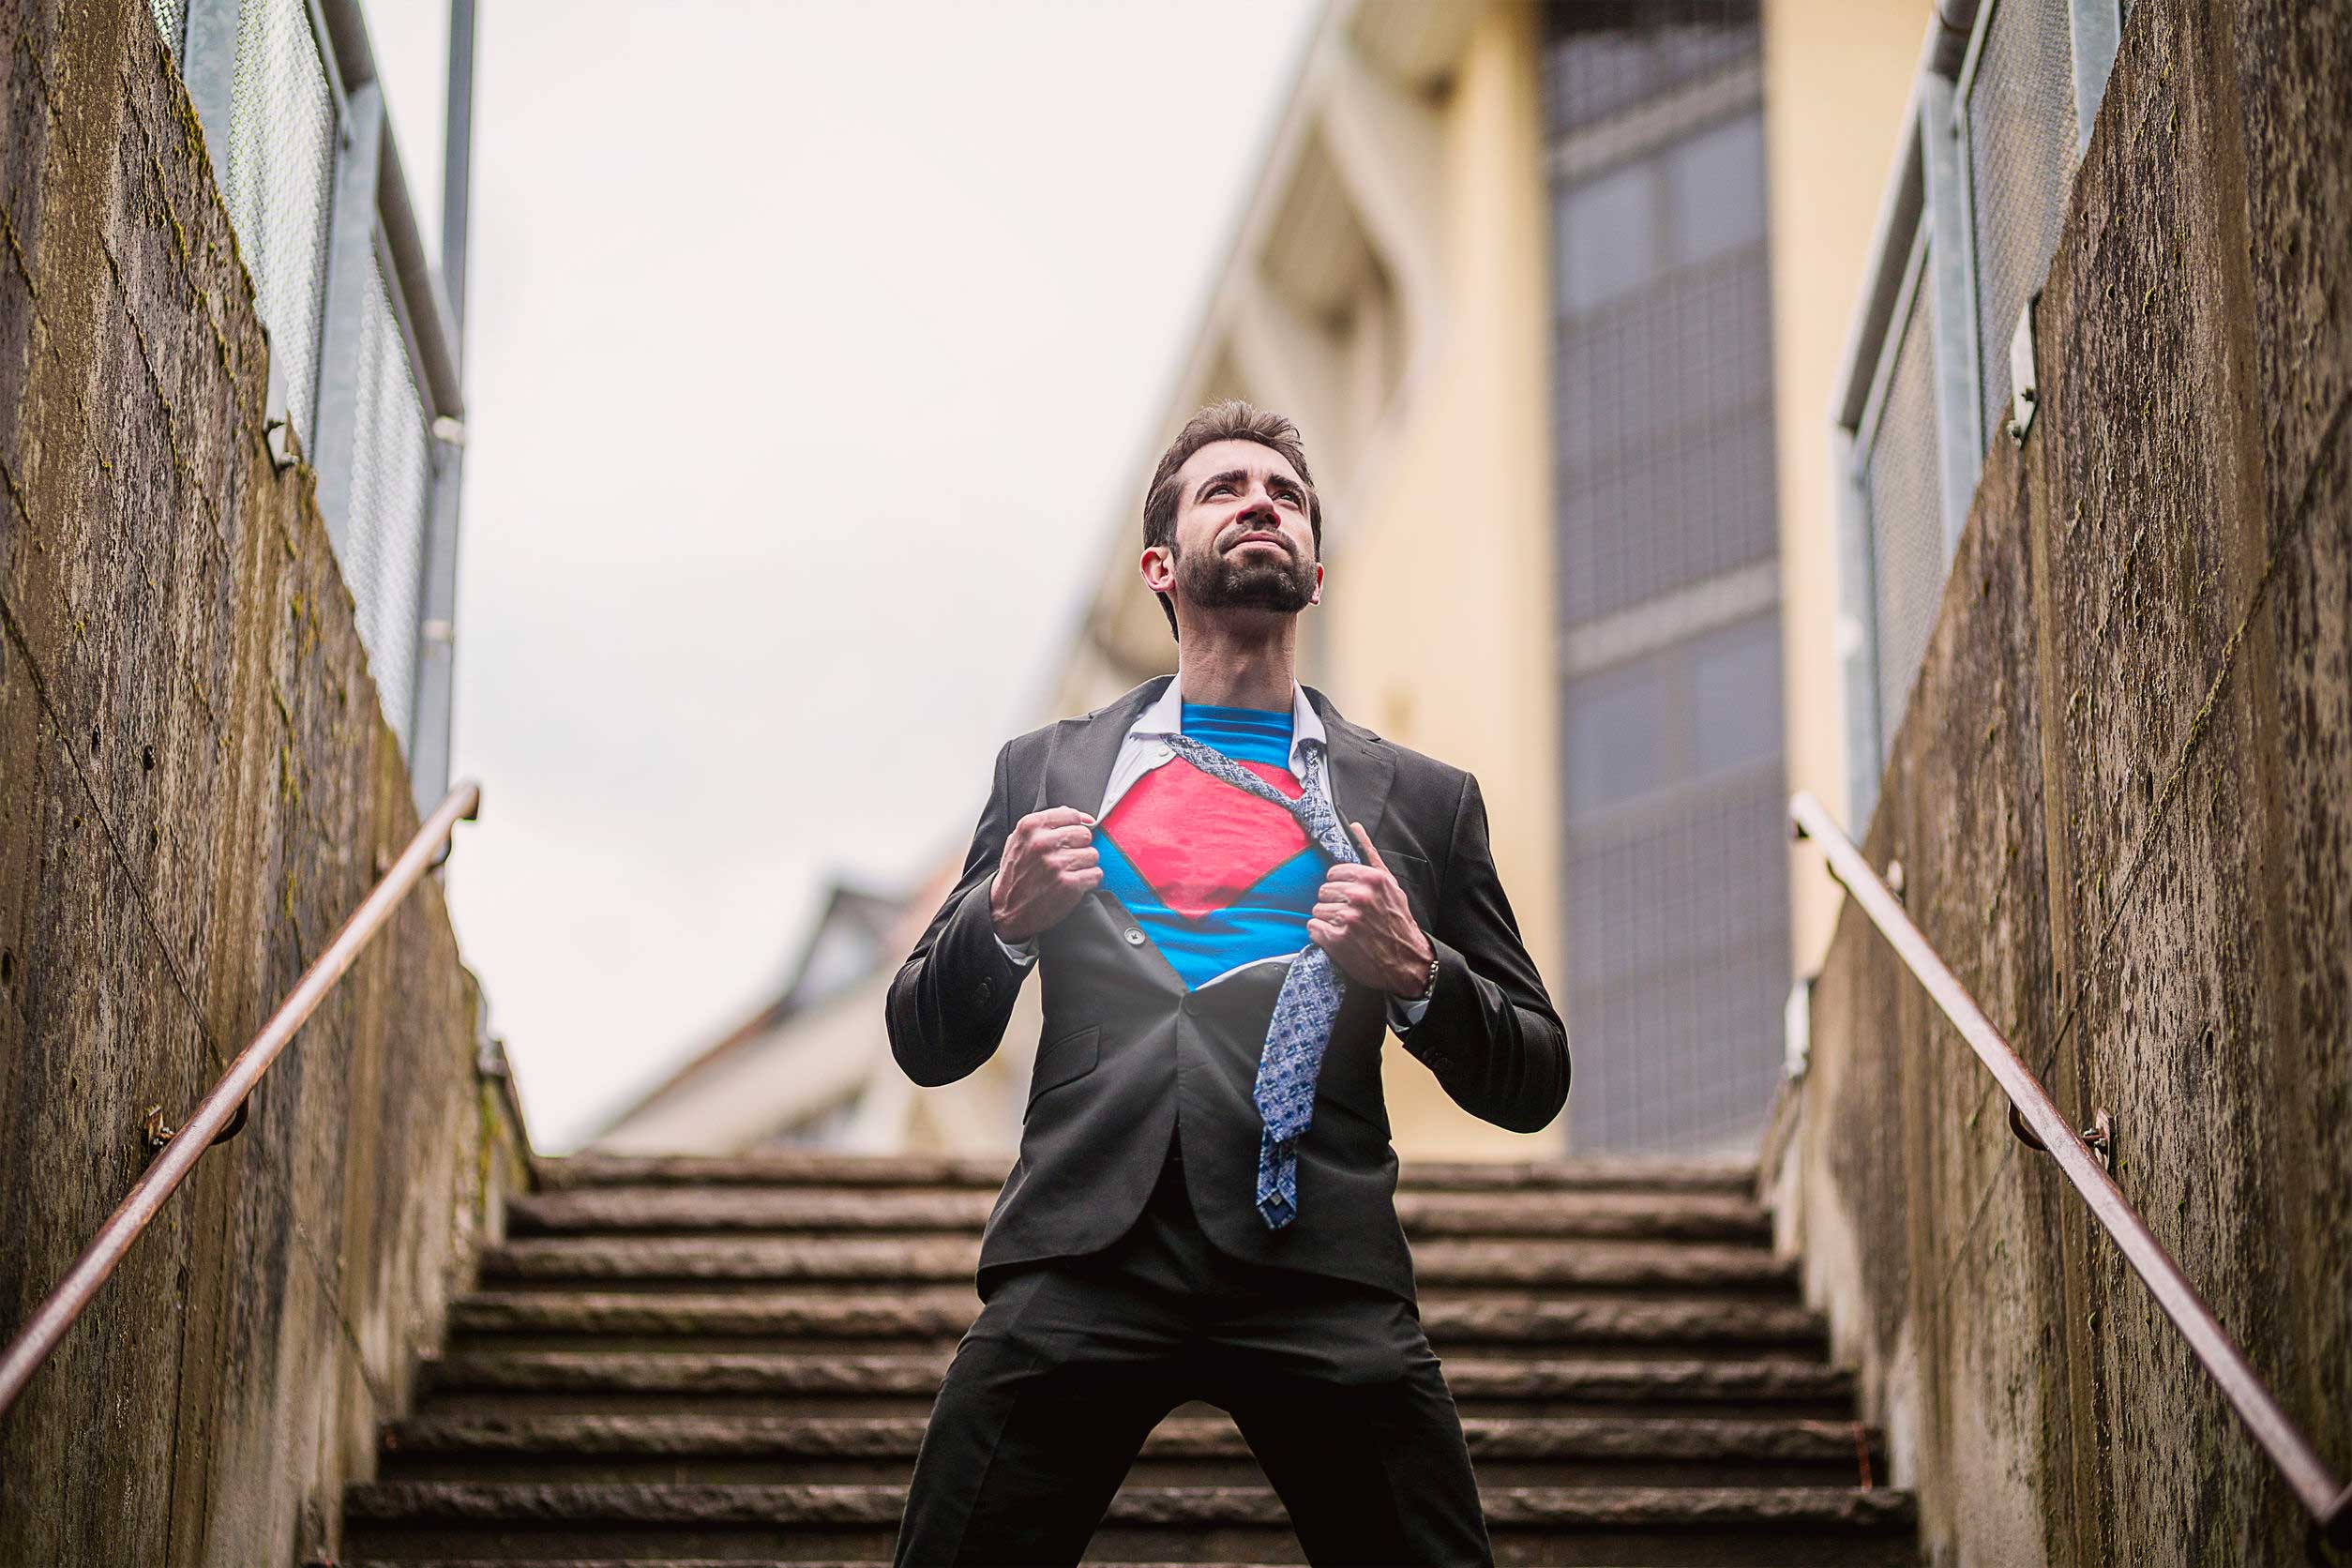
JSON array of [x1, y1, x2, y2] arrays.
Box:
[[891, 1263, 1187, 1567], [1209, 1283, 1494, 1568]]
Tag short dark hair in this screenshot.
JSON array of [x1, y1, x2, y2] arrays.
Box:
[[1140, 399, 1322, 641]]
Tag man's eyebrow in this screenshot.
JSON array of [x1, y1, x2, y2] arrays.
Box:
[[1194, 468, 1306, 499]]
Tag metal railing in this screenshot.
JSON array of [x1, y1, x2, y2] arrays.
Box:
[[1788, 790, 2351, 1549], [0, 782, 483, 1422]]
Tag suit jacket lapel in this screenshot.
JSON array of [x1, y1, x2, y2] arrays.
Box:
[[1305, 684, 1395, 845], [1036, 673, 1173, 816]]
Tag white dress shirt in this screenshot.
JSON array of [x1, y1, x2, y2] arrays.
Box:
[[991, 672, 1434, 1033]]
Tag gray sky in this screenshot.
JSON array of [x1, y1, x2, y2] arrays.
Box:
[[365, 1, 1319, 1149]]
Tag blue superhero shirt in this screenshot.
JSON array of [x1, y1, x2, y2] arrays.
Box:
[[1093, 701, 1327, 990]]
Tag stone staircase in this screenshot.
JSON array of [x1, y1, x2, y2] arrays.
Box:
[[340, 1151, 1918, 1566]]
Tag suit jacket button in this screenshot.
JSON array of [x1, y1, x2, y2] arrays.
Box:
[[977, 979, 993, 1002], [1123, 927, 1145, 946], [1182, 995, 1199, 1016]]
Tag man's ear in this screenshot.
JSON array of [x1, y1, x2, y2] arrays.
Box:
[[1307, 561, 1323, 607], [1139, 545, 1175, 594]]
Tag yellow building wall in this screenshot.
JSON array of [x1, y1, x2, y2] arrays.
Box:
[[1317, 4, 1565, 1158], [1760, 0, 1937, 975]]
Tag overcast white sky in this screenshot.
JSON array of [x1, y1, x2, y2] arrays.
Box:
[[365, 1, 1320, 1150]]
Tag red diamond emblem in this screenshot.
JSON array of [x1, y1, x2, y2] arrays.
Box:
[[1100, 758, 1308, 921]]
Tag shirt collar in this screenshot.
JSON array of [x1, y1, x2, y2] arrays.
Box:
[[1133, 669, 1327, 764]]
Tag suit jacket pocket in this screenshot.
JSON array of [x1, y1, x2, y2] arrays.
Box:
[[1025, 1023, 1102, 1122]]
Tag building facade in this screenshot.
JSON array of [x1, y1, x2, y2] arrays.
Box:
[[604, 0, 1938, 1160], [1542, 4, 1792, 1153]]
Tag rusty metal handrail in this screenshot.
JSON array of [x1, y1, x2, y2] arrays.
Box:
[[0, 780, 483, 1422], [1790, 791, 2349, 1549]]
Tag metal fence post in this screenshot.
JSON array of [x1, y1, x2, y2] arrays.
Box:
[[409, 428, 463, 820], [441, 0, 475, 334], [1919, 74, 1982, 556], [1827, 54, 1930, 830], [1830, 426, 1883, 831], [409, 0, 475, 821]]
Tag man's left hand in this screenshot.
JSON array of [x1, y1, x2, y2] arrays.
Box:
[[1308, 822, 1437, 995]]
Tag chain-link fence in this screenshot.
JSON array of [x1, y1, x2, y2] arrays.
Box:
[[1965, 0, 2082, 449], [153, 0, 469, 807], [1832, 0, 2122, 826], [346, 254, 436, 752], [219, 0, 337, 455], [147, 0, 186, 56], [1861, 246, 1949, 750]]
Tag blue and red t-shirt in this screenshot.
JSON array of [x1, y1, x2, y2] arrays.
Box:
[[1093, 701, 1325, 990]]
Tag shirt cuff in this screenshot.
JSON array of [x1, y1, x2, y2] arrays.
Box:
[[1386, 991, 1431, 1033], [993, 929, 1039, 967]]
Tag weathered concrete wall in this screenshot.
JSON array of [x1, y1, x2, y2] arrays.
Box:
[[0, 2, 531, 1563], [1768, 0, 2351, 1562]]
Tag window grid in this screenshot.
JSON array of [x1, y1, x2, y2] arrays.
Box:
[[1563, 774, 1789, 1152], [1543, 3, 1760, 134], [1555, 243, 1778, 625], [1545, 0, 1789, 1154]]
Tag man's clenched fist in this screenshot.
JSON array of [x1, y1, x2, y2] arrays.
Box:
[[989, 807, 1103, 943], [1308, 821, 1437, 996]]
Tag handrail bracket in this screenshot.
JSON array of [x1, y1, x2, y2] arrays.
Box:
[[2008, 1101, 2113, 1171], [142, 1096, 249, 1152]]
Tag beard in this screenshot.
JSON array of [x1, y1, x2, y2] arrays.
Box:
[[1174, 535, 1317, 616]]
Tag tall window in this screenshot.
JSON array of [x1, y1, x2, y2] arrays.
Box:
[[1545, 1, 1791, 1153]]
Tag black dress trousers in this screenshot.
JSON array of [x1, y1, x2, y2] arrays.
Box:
[[890, 1125, 1494, 1567]]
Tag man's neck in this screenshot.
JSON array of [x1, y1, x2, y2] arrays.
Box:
[[1172, 620, 1297, 712]]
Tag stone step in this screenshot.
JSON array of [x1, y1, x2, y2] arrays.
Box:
[[476, 1236, 1795, 1293], [446, 1288, 1827, 1359], [341, 1482, 1916, 1566], [345, 1563, 1874, 1568], [504, 1187, 1772, 1243], [542, 1153, 1758, 1195], [376, 1410, 1884, 1488], [413, 1349, 1856, 1421]]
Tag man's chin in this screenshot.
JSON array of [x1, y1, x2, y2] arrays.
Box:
[[1197, 592, 1314, 617], [1197, 566, 1311, 612]]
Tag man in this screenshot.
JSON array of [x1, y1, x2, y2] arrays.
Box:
[[885, 400, 1569, 1566]]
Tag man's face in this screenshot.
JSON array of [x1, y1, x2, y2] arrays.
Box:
[[1143, 438, 1322, 626]]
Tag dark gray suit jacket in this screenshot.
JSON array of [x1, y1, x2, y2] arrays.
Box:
[[884, 675, 1569, 1303]]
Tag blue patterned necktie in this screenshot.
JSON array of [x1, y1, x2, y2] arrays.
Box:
[[1159, 731, 1359, 1229]]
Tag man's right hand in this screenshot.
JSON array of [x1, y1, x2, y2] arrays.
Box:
[[988, 807, 1103, 943]]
